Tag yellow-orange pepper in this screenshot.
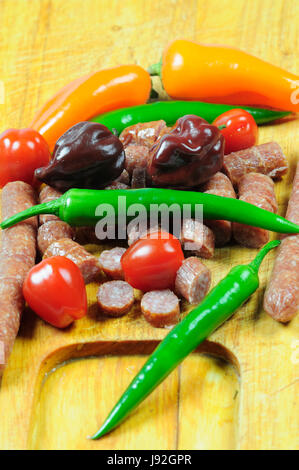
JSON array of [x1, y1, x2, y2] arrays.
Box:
[[151, 39, 299, 112], [31, 65, 151, 151]]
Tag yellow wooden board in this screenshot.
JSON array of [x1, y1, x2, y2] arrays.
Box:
[[0, 0, 298, 450]]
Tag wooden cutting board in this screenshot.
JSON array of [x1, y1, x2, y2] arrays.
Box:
[[0, 0, 298, 450]]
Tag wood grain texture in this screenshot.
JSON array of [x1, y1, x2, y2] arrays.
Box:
[[0, 0, 298, 450]]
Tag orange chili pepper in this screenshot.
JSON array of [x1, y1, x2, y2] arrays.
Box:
[[149, 39, 299, 112], [31, 65, 151, 152]]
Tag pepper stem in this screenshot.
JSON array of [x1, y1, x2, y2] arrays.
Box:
[[249, 240, 281, 273], [0, 199, 61, 230], [148, 58, 163, 77]]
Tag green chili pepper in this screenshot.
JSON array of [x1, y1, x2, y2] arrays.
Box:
[[1, 188, 299, 235], [91, 101, 291, 133], [91, 239, 280, 439]]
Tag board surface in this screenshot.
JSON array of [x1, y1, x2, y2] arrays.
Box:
[[0, 0, 298, 450]]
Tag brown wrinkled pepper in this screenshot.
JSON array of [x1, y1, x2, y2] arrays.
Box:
[[147, 115, 224, 188], [35, 122, 125, 192]]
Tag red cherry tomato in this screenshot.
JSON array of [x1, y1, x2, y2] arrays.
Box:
[[23, 256, 87, 328], [213, 109, 258, 154], [121, 231, 184, 292], [0, 128, 51, 188]]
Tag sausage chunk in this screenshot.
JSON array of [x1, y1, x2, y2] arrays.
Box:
[[201, 172, 236, 246], [180, 218, 215, 259], [98, 247, 126, 280], [223, 142, 288, 186], [37, 220, 74, 254], [175, 257, 211, 304], [120, 120, 170, 148], [97, 280, 134, 316], [233, 173, 278, 248], [43, 238, 101, 284], [39, 185, 63, 225], [141, 290, 180, 328]]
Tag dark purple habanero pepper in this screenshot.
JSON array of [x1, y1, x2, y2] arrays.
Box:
[[35, 121, 125, 192], [147, 114, 224, 188]]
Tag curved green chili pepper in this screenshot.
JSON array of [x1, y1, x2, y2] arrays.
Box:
[[91, 101, 291, 133], [1, 188, 299, 235], [91, 239, 280, 439]]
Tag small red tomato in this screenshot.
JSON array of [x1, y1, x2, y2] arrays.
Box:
[[121, 231, 184, 292], [213, 109, 258, 154], [23, 256, 87, 328], [0, 128, 51, 188]]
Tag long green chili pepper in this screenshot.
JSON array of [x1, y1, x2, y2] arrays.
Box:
[[91, 101, 291, 133], [91, 239, 280, 439], [1, 188, 299, 234]]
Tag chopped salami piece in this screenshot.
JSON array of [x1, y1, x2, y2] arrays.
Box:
[[120, 120, 169, 148], [180, 218, 215, 259], [97, 280, 134, 316], [223, 142, 288, 186], [131, 167, 147, 189], [1, 181, 38, 227], [141, 289, 180, 328], [37, 220, 74, 254], [0, 182, 37, 375], [233, 173, 278, 248], [264, 162, 299, 322], [201, 172, 236, 246], [175, 257, 211, 304], [99, 247, 126, 280], [124, 144, 149, 175], [39, 185, 63, 225], [43, 238, 101, 284]]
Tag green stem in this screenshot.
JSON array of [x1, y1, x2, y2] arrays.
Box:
[[148, 59, 163, 77], [249, 239, 281, 272]]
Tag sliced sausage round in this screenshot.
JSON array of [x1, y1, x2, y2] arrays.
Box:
[[97, 280, 134, 316], [141, 289, 180, 328], [98, 247, 126, 280]]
